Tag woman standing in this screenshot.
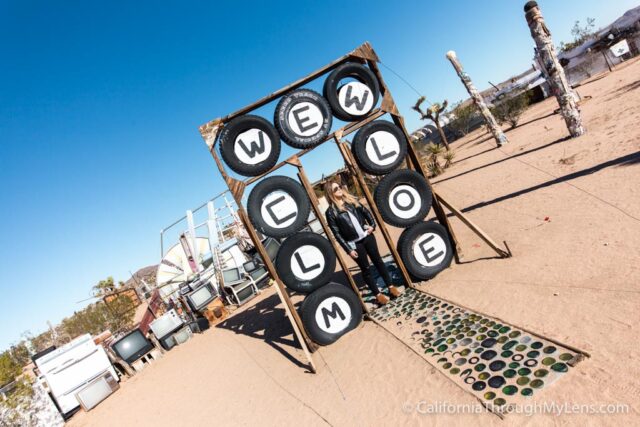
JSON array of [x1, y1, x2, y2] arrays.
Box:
[[324, 181, 402, 305]]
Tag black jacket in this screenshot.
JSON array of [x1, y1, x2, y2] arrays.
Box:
[[325, 202, 376, 253]]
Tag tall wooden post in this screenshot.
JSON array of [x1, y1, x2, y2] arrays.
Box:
[[524, 1, 586, 137], [445, 51, 508, 147]]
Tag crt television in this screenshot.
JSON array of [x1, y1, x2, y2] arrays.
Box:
[[222, 268, 242, 284], [149, 309, 183, 340], [243, 259, 258, 272], [185, 282, 218, 312], [263, 238, 280, 261], [111, 329, 154, 364]]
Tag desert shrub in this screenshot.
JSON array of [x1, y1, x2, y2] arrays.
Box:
[[491, 92, 531, 129], [420, 143, 456, 177], [447, 102, 477, 137], [0, 351, 23, 386]]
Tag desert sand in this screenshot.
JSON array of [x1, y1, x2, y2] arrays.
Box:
[[69, 58, 640, 426]]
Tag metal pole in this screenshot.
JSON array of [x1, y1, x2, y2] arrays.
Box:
[[186, 210, 201, 271], [524, 1, 586, 137], [446, 50, 509, 147]]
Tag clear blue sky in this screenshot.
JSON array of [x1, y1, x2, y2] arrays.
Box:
[[1, 0, 637, 350]]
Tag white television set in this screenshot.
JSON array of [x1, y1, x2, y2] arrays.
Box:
[[186, 282, 218, 312], [75, 371, 119, 411], [149, 309, 183, 339]]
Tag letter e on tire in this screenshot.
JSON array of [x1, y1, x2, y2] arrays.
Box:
[[397, 222, 453, 281]]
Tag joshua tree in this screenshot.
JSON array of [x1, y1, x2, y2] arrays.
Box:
[[412, 97, 451, 150]]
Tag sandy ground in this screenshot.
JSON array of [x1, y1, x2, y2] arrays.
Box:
[[69, 59, 640, 426]]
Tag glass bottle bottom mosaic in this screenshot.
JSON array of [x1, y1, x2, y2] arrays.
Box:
[[369, 288, 586, 412]]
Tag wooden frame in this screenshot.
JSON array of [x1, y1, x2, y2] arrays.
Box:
[[199, 42, 510, 372]]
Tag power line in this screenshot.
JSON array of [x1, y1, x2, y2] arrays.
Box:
[[496, 147, 640, 224], [378, 60, 433, 105]]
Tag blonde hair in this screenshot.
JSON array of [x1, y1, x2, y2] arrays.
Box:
[[323, 180, 360, 211]]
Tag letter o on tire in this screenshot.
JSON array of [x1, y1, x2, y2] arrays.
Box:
[[219, 115, 281, 177], [397, 222, 453, 280], [274, 89, 333, 149], [374, 169, 432, 227], [275, 232, 336, 293], [323, 62, 380, 121], [247, 176, 310, 238], [352, 120, 407, 175], [301, 282, 362, 346]]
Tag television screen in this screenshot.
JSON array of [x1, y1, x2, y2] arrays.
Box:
[[248, 267, 267, 281], [263, 238, 280, 261], [243, 260, 258, 272], [187, 283, 217, 311], [150, 309, 183, 339], [111, 329, 153, 364], [222, 268, 241, 283]]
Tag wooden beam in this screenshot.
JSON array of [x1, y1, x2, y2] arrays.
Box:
[[199, 42, 374, 130], [296, 166, 370, 314], [235, 208, 318, 352], [272, 280, 317, 373], [365, 56, 464, 262], [241, 109, 385, 187], [435, 191, 510, 258], [334, 136, 416, 290]]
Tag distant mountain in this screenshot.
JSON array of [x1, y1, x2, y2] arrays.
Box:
[[124, 265, 157, 289]]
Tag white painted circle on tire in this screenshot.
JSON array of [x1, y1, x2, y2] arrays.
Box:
[[233, 128, 272, 165], [338, 82, 375, 116], [290, 245, 325, 281], [314, 296, 352, 334], [365, 130, 400, 166], [287, 101, 324, 137], [260, 190, 298, 229], [412, 232, 447, 267], [389, 184, 421, 219]]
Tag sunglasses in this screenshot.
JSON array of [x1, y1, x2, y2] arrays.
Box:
[[332, 186, 341, 193]]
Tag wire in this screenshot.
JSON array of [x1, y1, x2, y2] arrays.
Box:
[[495, 147, 640, 224], [378, 61, 432, 105]]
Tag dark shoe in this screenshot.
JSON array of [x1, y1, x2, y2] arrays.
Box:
[[388, 285, 403, 298], [376, 293, 390, 305]]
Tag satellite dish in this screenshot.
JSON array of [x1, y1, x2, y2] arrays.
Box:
[[156, 237, 212, 301]]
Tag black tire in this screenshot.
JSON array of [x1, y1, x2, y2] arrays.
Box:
[[301, 282, 362, 345], [323, 62, 380, 121], [374, 169, 432, 227], [275, 232, 336, 293], [352, 120, 407, 175], [247, 176, 310, 238], [219, 115, 281, 177], [397, 222, 453, 281], [274, 89, 333, 149]]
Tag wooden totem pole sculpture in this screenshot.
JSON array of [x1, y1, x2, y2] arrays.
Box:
[[524, 1, 586, 137], [412, 97, 451, 151], [446, 51, 509, 147]]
